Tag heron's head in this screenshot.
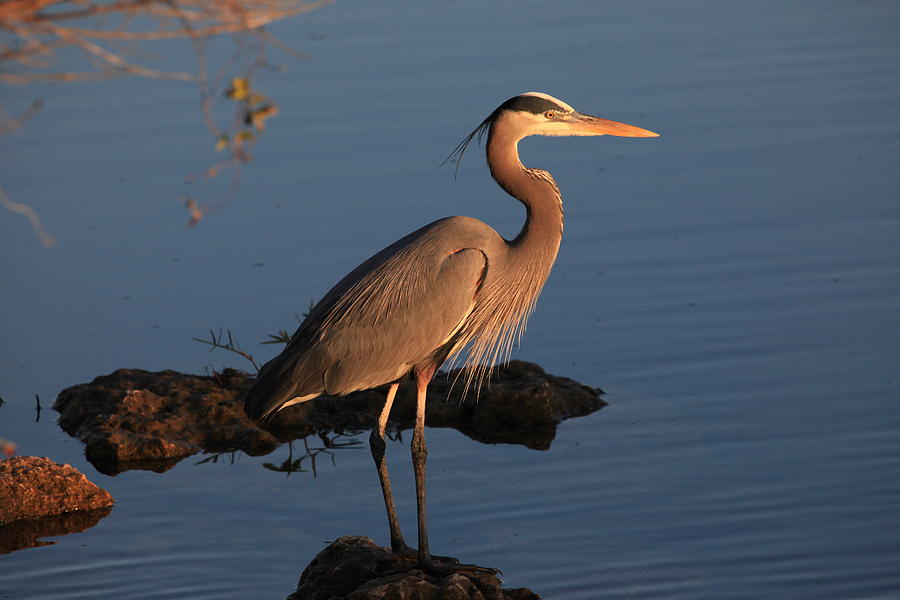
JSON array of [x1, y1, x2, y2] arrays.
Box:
[[447, 92, 658, 174], [491, 92, 659, 139]]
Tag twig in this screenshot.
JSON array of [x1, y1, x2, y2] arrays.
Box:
[[0, 0, 328, 84], [2, 0, 324, 237], [38, 21, 195, 80], [0, 99, 43, 135], [192, 328, 260, 373], [261, 329, 291, 345], [0, 185, 56, 247]]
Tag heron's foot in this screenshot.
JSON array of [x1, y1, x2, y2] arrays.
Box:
[[391, 542, 460, 566], [417, 554, 500, 577]]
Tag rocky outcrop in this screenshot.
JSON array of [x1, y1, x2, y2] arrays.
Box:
[[0, 456, 114, 527], [289, 536, 540, 600], [54, 361, 604, 473], [274, 360, 605, 451], [54, 368, 279, 474]]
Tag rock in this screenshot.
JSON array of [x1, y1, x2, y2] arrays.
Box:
[[273, 361, 606, 451], [288, 536, 540, 600], [54, 368, 279, 473], [0, 456, 114, 524], [54, 361, 604, 473]]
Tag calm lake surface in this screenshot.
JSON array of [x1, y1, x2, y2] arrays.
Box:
[[2, 1, 899, 598]]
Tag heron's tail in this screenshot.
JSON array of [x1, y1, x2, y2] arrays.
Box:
[[243, 350, 321, 422]]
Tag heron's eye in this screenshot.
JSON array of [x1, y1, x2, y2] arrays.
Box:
[[544, 111, 555, 119]]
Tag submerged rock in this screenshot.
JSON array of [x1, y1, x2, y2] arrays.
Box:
[[0, 456, 114, 526], [288, 535, 540, 600], [54, 361, 604, 473]]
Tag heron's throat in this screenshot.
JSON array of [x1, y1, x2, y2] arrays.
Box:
[[486, 130, 564, 258], [454, 128, 564, 386]]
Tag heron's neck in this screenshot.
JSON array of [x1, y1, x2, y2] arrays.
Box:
[[487, 129, 564, 269]]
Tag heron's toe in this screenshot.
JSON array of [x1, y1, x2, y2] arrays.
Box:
[[418, 555, 498, 577]]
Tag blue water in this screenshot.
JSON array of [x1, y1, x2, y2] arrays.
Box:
[[2, 1, 899, 598]]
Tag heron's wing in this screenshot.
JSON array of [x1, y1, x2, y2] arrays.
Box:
[[245, 218, 492, 419], [314, 244, 488, 395]]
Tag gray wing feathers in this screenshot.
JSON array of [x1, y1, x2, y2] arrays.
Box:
[[244, 219, 490, 420], [315, 246, 486, 395]]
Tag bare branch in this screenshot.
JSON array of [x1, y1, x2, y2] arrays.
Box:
[[261, 329, 291, 345], [1, 0, 325, 243], [0, 0, 328, 83], [0, 185, 56, 247], [0, 99, 42, 133], [192, 328, 260, 373]]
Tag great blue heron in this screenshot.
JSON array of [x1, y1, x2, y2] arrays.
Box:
[[244, 92, 657, 573]]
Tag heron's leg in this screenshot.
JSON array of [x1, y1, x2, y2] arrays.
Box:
[[369, 381, 410, 554], [411, 369, 434, 570], [409, 366, 497, 577]]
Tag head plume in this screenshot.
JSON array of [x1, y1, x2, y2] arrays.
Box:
[[442, 92, 573, 178]]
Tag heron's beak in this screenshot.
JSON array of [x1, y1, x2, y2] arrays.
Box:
[[571, 112, 659, 137]]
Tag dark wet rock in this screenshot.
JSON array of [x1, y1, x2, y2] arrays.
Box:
[[274, 360, 606, 451], [54, 368, 279, 474], [288, 535, 540, 600], [0, 456, 114, 525], [54, 361, 604, 472]]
